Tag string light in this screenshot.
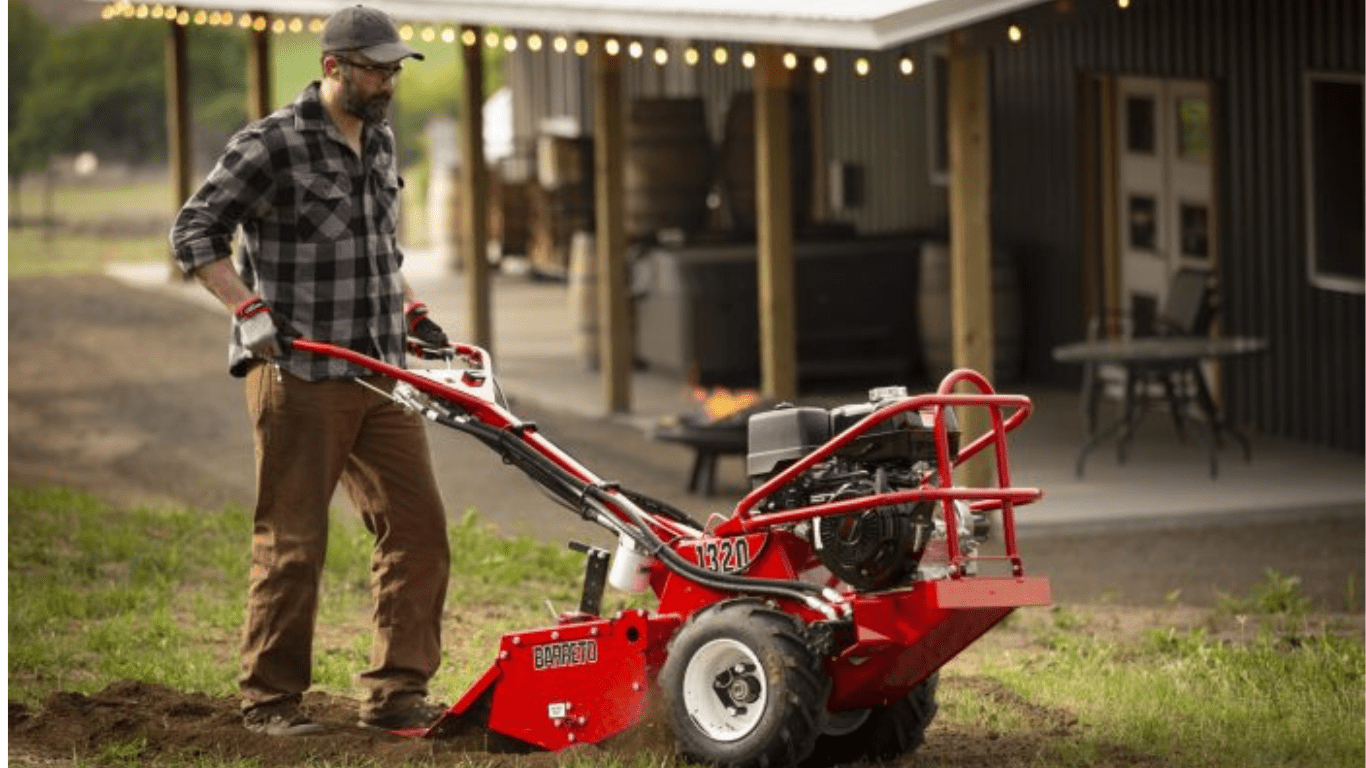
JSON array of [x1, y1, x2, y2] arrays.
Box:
[[1117, 0, 1131, 7], [1007, 23, 1024, 42], [100, 10, 944, 81]]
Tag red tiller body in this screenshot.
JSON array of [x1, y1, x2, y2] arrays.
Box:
[[288, 339, 1051, 760]]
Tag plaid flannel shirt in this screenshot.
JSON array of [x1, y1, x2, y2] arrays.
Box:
[[171, 81, 407, 380]]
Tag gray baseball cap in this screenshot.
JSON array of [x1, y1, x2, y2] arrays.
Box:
[[320, 5, 424, 63]]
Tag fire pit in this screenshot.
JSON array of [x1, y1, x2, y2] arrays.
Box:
[[653, 388, 771, 496]]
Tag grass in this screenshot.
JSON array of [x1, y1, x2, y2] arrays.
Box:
[[9, 176, 431, 277], [10, 176, 173, 223], [7, 485, 589, 707], [964, 597, 1365, 768], [9, 484, 1365, 768]]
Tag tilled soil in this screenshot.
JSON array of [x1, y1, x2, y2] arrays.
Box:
[[8, 676, 1174, 768]]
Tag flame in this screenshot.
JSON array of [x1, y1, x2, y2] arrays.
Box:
[[692, 386, 759, 422]]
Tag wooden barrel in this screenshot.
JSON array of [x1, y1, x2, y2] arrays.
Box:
[[916, 241, 1023, 384], [717, 90, 812, 234], [567, 231, 599, 369], [491, 177, 530, 257], [625, 98, 713, 241]]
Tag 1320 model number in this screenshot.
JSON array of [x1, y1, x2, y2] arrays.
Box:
[[697, 537, 753, 573]]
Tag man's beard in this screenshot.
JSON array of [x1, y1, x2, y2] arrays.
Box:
[[342, 78, 390, 124]]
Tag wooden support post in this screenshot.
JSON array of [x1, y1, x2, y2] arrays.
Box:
[[594, 40, 630, 414], [247, 18, 272, 120], [459, 26, 492, 350], [755, 46, 798, 403], [947, 34, 993, 487], [165, 18, 191, 277]]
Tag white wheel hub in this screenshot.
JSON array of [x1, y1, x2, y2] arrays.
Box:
[[681, 638, 767, 742]]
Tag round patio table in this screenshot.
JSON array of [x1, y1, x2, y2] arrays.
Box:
[[1052, 335, 1268, 478]]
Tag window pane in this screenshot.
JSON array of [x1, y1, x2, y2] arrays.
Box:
[[1176, 97, 1210, 161], [1308, 77, 1365, 288], [1180, 202, 1209, 259], [1126, 96, 1155, 153], [1129, 195, 1157, 249]]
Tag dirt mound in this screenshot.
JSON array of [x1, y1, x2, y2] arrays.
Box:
[[7, 680, 675, 767]]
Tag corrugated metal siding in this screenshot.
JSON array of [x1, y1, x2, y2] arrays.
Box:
[[817, 45, 947, 235], [508, 39, 946, 233], [500, 0, 1362, 450], [989, 0, 1364, 450]]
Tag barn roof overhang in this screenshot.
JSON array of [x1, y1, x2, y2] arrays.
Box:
[[99, 0, 1050, 50]]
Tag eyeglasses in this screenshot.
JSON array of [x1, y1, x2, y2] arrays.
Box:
[[337, 57, 403, 79]]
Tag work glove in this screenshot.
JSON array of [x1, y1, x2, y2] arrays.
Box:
[[404, 301, 452, 359], [234, 296, 283, 359]]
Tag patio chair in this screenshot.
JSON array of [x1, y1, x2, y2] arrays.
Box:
[[1080, 268, 1219, 440]]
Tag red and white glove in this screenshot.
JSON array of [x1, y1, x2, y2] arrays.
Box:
[[234, 296, 282, 359], [404, 301, 451, 359]]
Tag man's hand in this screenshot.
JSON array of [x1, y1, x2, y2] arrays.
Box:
[[404, 301, 451, 358], [235, 297, 283, 359]]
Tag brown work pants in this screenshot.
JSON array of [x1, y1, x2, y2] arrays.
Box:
[[240, 363, 450, 719]]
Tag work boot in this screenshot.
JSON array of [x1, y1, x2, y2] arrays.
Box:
[[358, 698, 447, 730], [243, 700, 326, 736]]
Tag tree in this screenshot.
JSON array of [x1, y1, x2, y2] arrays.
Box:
[[9, 13, 247, 175], [8, 0, 53, 178]]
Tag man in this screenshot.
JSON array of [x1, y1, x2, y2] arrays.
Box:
[[171, 5, 451, 736]]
